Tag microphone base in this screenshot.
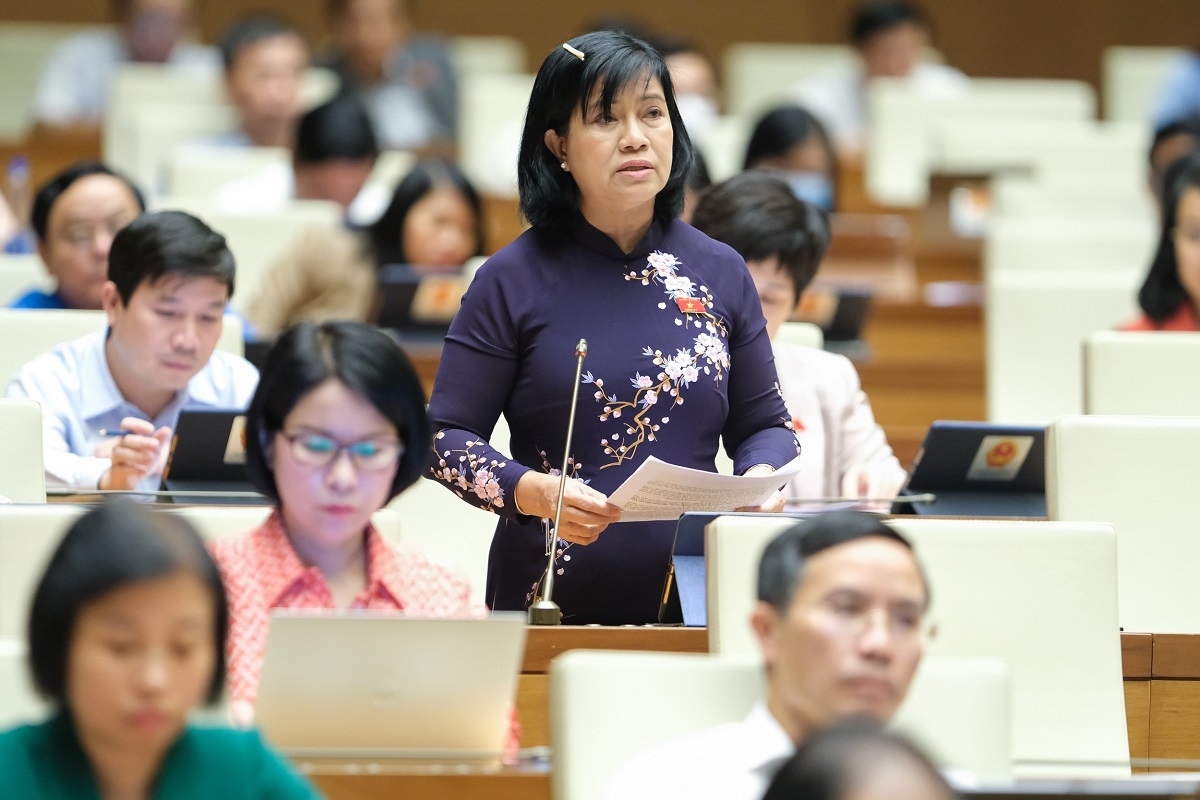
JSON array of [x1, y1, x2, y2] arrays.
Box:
[[528, 600, 563, 626]]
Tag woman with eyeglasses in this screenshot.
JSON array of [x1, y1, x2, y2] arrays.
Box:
[[209, 320, 481, 714], [1122, 150, 1200, 331]]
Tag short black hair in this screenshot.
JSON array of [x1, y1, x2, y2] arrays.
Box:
[[218, 15, 307, 72], [28, 500, 229, 707], [295, 93, 379, 166], [517, 29, 695, 229], [1138, 150, 1200, 322], [743, 105, 839, 209], [691, 171, 831, 303], [762, 719, 954, 800], [368, 159, 484, 265], [687, 149, 712, 195], [244, 321, 431, 503], [106, 210, 235, 305], [850, 1, 930, 46], [756, 511, 928, 613], [31, 161, 145, 242]]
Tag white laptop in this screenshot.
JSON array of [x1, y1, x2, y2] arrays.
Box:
[[255, 611, 527, 760]]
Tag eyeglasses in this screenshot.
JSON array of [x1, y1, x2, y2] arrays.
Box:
[[279, 430, 403, 472], [55, 216, 135, 249]]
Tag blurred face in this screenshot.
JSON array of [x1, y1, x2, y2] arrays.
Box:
[[102, 275, 228, 401], [1173, 186, 1200, 311], [272, 378, 401, 552], [335, 0, 406, 81], [752, 537, 926, 741], [546, 75, 674, 224], [665, 51, 717, 102], [859, 22, 927, 79], [39, 175, 141, 310], [67, 571, 216, 760], [747, 256, 798, 340], [123, 0, 191, 64], [294, 159, 375, 210], [225, 34, 309, 134], [402, 186, 478, 267]]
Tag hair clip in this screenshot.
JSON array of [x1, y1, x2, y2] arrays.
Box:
[[562, 43, 585, 61]]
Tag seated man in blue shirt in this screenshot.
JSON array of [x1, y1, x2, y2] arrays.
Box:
[[9, 162, 145, 310], [6, 210, 259, 493]]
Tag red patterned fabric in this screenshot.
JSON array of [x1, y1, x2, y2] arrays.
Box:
[[210, 510, 484, 706]]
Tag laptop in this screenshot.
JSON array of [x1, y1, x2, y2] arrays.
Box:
[[255, 611, 527, 760], [660, 511, 814, 627], [160, 410, 266, 504], [373, 264, 466, 341], [891, 421, 1047, 517]]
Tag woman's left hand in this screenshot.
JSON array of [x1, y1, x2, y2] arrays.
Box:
[[735, 465, 786, 513]]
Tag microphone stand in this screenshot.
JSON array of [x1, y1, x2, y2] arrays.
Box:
[[529, 338, 588, 626]]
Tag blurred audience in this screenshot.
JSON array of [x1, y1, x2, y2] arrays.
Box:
[[794, 0, 966, 153], [1123, 151, 1200, 332], [8, 162, 145, 310], [215, 93, 387, 225], [320, 0, 458, 153], [0, 501, 320, 798], [681, 150, 712, 224], [744, 105, 839, 212], [1148, 117, 1200, 210], [34, 0, 219, 133], [6, 211, 258, 492], [761, 720, 956, 800], [245, 159, 482, 337], [693, 171, 903, 503], [654, 36, 721, 145], [199, 16, 311, 149]]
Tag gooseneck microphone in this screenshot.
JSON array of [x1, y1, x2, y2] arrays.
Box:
[[528, 338, 589, 625]]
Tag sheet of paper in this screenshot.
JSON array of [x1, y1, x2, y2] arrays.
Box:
[[607, 456, 804, 522]]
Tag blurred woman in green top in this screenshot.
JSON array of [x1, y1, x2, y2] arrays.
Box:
[[0, 500, 322, 799]]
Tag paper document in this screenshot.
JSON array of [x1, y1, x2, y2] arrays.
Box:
[[607, 456, 803, 522]]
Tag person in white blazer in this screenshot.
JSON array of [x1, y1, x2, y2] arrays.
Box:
[[692, 171, 905, 504]]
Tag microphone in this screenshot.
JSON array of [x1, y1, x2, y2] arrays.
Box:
[[529, 338, 589, 625]]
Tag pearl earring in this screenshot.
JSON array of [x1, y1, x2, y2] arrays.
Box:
[[560, 161, 569, 171]]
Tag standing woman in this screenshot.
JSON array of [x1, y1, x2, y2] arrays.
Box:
[[427, 30, 799, 625], [0, 501, 320, 798]]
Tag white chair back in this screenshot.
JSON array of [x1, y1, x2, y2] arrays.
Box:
[[722, 43, 857, 118], [0, 22, 101, 138], [550, 650, 764, 800], [935, 120, 1146, 180], [990, 173, 1155, 225], [458, 73, 534, 197], [1084, 331, 1200, 415], [1103, 46, 1187, 122], [448, 35, 526, 75], [167, 146, 291, 198], [776, 321, 825, 350], [985, 270, 1141, 423], [0, 399, 45, 503], [148, 198, 343, 314], [1048, 415, 1200, 633], [985, 217, 1156, 275], [0, 254, 53, 308], [866, 78, 1095, 206], [696, 113, 753, 183], [705, 514, 1128, 777]]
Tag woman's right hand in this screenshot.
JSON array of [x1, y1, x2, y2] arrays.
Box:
[[514, 471, 622, 545]]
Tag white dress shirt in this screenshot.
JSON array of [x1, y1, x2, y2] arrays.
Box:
[[5, 329, 258, 492], [34, 29, 219, 126], [599, 703, 796, 800]]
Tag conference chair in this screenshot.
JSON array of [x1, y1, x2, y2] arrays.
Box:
[[722, 43, 857, 118], [1102, 46, 1187, 122], [0, 639, 44, 730], [147, 197, 342, 315], [777, 321, 825, 350], [1048, 415, 1200, 634], [990, 173, 1155, 226], [0, 309, 245, 388], [448, 35, 526, 76], [1083, 332, 1200, 415], [705, 514, 1128, 777], [984, 217, 1156, 276], [0, 21, 98, 139], [985, 269, 1141, 423], [866, 78, 1096, 206], [0, 254, 53, 309], [0, 399, 45, 504], [458, 73, 535, 197], [549, 650, 765, 800], [166, 146, 291, 199]]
